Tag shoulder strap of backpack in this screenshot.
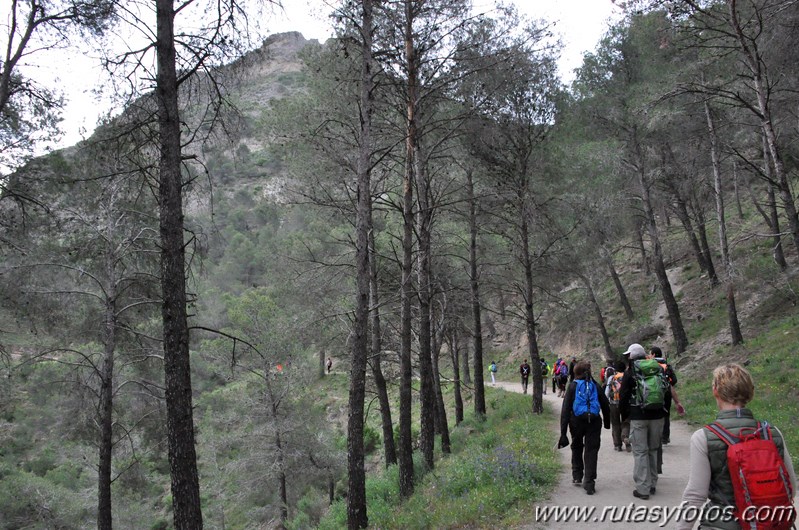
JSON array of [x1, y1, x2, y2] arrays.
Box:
[[705, 422, 741, 447]]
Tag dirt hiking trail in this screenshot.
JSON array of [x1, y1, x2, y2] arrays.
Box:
[[494, 380, 698, 529]]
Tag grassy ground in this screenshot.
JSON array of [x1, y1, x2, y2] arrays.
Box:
[[314, 388, 558, 529], [677, 311, 799, 468]]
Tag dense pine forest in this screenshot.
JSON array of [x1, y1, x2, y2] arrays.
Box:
[[2, 0, 799, 528]]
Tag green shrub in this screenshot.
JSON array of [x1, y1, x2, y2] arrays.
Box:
[[363, 425, 380, 454]]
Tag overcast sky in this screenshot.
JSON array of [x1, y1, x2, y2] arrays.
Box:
[[45, 0, 620, 148]]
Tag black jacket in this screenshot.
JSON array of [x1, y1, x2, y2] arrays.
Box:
[[560, 377, 611, 437]]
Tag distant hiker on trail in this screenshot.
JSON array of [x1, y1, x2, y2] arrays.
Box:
[[326, 357, 332, 374], [557, 359, 569, 397], [675, 363, 798, 530], [601, 361, 615, 386], [651, 346, 679, 444], [520, 359, 531, 394], [551, 358, 559, 394], [489, 361, 497, 385], [650, 346, 685, 474], [558, 360, 610, 496], [540, 358, 548, 395], [605, 359, 628, 452], [552, 358, 560, 393], [619, 343, 672, 500]]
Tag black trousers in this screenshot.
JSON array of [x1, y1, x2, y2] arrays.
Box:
[[569, 414, 602, 487]]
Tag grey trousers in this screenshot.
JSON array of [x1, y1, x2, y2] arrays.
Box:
[[609, 404, 630, 448], [630, 418, 664, 494]]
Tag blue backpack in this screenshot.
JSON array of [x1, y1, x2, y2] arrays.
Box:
[[572, 379, 600, 416]]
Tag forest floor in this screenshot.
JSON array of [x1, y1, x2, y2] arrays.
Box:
[[493, 379, 697, 529]]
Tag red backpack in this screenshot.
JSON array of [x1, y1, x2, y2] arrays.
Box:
[[704, 421, 796, 530]]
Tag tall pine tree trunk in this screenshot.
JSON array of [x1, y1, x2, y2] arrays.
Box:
[[347, 1, 375, 525], [397, 0, 417, 497], [692, 202, 718, 283], [666, 180, 710, 276], [520, 213, 543, 414], [155, 0, 202, 526], [581, 275, 614, 361], [605, 253, 634, 320], [768, 185, 788, 270], [728, 2, 799, 256], [431, 318, 451, 454], [705, 101, 743, 346], [635, 219, 650, 275], [97, 297, 115, 530], [461, 338, 471, 385], [634, 138, 689, 354], [416, 157, 435, 471], [466, 170, 485, 417], [263, 365, 288, 526], [369, 230, 397, 467], [449, 330, 464, 425], [761, 133, 788, 270], [733, 161, 744, 219]]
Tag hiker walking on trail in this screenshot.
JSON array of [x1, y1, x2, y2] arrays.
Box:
[[556, 359, 569, 397], [651, 346, 678, 444], [619, 343, 669, 500], [650, 346, 685, 474], [489, 361, 497, 385], [520, 359, 531, 394], [558, 360, 610, 496], [605, 359, 629, 452], [675, 363, 797, 530], [540, 358, 548, 395], [326, 357, 332, 374], [552, 358, 561, 394]]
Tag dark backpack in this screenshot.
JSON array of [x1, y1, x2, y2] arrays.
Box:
[[572, 379, 600, 416], [540, 361, 548, 376], [521, 364, 530, 376], [704, 421, 795, 530], [632, 359, 667, 410]]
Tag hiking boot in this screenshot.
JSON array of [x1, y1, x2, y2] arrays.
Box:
[[632, 490, 650, 500], [625, 443, 632, 452], [573, 478, 582, 486], [585, 485, 595, 495], [662, 438, 670, 445], [650, 487, 656, 495], [614, 446, 622, 451]]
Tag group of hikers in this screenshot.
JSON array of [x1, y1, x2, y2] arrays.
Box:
[[546, 342, 797, 530], [555, 343, 683, 497]]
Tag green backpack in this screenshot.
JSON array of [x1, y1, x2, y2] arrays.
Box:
[[632, 359, 667, 410]]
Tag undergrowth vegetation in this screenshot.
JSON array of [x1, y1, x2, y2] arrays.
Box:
[[310, 390, 559, 529], [677, 311, 799, 468]]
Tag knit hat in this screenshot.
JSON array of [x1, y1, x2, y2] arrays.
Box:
[[623, 343, 647, 360]]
